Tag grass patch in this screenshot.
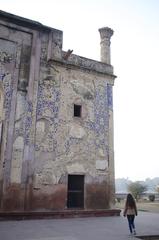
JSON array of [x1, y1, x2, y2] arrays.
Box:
[[115, 200, 159, 213]]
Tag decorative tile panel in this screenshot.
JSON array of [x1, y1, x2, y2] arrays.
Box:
[[94, 84, 109, 149], [107, 84, 113, 110], [24, 101, 33, 145]]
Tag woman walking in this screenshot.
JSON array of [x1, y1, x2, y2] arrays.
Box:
[[123, 193, 138, 236]]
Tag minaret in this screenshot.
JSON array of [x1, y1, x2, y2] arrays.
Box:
[[99, 27, 115, 207], [98, 27, 114, 64]]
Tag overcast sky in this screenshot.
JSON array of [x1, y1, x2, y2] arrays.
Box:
[[1, 0, 159, 181]]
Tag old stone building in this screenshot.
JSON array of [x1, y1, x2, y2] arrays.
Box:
[[0, 10, 116, 212]]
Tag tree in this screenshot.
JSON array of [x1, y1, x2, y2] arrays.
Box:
[[148, 194, 155, 202], [127, 181, 147, 200]]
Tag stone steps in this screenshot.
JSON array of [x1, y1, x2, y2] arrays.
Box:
[[0, 209, 121, 221]]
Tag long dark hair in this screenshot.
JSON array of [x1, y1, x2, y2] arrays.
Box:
[[126, 193, 136, 208]]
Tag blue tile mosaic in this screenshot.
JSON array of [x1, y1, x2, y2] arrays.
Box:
[[24, 101, 33, 145], [94, 84, 109, 149], [2, 74, 13, 119], [35, 66, 110, 158], [107, 84, 113, 109]]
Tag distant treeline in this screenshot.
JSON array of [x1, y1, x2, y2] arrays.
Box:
[[115, 177, 159, 193]]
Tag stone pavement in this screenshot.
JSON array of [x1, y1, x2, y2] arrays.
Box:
[[0, 211, 159, 240]]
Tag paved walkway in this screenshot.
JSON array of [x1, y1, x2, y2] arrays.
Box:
[[0, 211, 159, 240]]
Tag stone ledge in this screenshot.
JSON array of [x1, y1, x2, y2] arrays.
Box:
[[0, 9, 61, 32], [51, 53, 116, 79], [0, 209, 121, 221]]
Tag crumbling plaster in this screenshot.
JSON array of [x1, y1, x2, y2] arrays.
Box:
[[34, 63, 111, 188], [0, 10, 116, 211]]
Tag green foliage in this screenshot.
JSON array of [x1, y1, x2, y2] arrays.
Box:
[[116, 197, 121, 203], [149, 194, 155, 202], [127, 181, 147, 200]]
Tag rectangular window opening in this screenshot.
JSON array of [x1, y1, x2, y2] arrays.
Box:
[[74, 104, 82, 117]]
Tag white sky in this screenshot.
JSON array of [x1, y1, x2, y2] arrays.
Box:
[[1, 0, 159, 181]]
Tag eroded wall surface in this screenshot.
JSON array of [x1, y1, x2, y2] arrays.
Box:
[[0, 11, 115, 211]]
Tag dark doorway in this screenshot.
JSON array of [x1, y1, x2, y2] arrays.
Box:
[[67, 175, 84, 208]]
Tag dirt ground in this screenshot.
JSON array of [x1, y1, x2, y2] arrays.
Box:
[[115, 200, 159, 213]]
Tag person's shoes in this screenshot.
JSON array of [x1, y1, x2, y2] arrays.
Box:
[[129, 233, 133, 237], [133, 229, 136, 235]]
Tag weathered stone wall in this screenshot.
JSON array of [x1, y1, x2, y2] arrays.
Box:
[[33, 62, 112, 209], [0, 10, 116, 211], [0, 16, 34, 210]]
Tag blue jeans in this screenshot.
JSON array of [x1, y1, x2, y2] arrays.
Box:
[[127, 215, 135, 233]]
